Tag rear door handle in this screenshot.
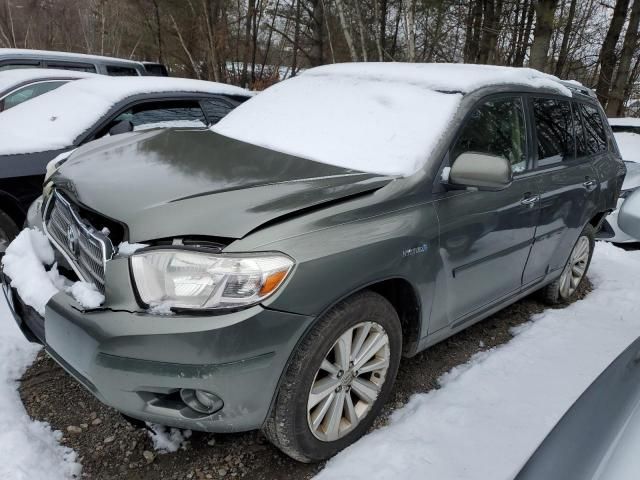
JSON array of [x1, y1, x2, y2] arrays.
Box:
[[521, 194, 540, 208], [583, 178, 598, 191]]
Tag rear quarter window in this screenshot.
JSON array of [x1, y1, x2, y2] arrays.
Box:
[[579, 103, 608, 154]]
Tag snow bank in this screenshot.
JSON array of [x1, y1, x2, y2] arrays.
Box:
[[214, 73, 462, 176], [0, 298, 81, 480], [2, 229, 104, 314], [0, 76, 251, 155], [614, 132, 640, 163], [317, 243, 640, 480]]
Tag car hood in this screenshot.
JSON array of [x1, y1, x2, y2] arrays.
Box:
[[53, 129, 393, 241]]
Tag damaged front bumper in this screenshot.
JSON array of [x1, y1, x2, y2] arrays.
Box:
[[1, 256, 314, 433]]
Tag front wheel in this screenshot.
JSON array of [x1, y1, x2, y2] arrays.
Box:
[[263, 291, 402, 462], [540, 224, 595, 305]]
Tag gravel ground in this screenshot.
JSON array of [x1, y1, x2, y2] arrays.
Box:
[[19, 281, 591, 480]]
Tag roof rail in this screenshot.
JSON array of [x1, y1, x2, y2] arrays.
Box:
[[559, 80, 597, 99]]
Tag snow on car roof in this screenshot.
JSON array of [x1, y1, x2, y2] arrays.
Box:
[[0, 68, 95, 92], [214, 63, 572, 177], [0, 76, 251, 155], [304, 63, 573, 96], [609, 117, 640, 127], [0, 48, 143, 65]]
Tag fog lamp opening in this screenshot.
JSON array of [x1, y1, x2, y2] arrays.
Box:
[[179, 388, 224, 414]]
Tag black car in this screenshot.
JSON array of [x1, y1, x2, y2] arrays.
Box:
[[0, 75, 251, 251]]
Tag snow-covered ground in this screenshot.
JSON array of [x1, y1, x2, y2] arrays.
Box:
[[0, 243, 638, 479], [318, 243, 640, 480], [0, 297, 80, 480]]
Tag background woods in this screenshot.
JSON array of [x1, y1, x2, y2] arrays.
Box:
[[0, 0, 638, 115]]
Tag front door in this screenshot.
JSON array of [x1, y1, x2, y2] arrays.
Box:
[[435, 95, 540, 328]]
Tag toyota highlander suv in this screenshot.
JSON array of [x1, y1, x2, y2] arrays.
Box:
[[2, 64, 626, 462]]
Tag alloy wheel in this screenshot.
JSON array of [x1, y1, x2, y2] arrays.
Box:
[[559, 235, 590, 298], [307, 321, 390, 442]]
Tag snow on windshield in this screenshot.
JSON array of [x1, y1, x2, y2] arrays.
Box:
[[214, 74, 463, 176], [213, 63, 573, 177], [0, 76, 250, 155]]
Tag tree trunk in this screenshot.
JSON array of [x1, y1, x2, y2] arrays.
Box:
[[354, 0, 368, 61], [335, 0, 358, 61], [291, 0, 302, 75], [309, 0, 325, 66], [377, 0, 387, 61], [595, 0, 631, 106], [514, 0, 535, 67], [464, 0, 483, 63], [529, 0, 558, 71], [241, 0, 255, 88], [403, 0, 416, 62], [607, 0, 640, 116], [554, 0, 577, 77]]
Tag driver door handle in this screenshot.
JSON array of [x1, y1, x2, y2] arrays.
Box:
[[583, 178, 598, 191], [521, 194, 540, 208]]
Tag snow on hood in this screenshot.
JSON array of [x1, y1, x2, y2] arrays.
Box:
[[0, 76, 251, 155], [614, 132, 640, 163], [213, 63, 573, 177], [0, 68, 95, 93], [214, 72, 462, 176]]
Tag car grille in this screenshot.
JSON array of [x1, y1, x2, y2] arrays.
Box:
[[43, 191, 114, 293]]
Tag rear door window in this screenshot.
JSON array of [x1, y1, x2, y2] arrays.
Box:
[[452, 96, 528, 173], [579, 103, 608, 154], [532, 98, 574, 166]]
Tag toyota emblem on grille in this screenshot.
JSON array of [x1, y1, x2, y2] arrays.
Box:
[[67, 224, 80, 255]]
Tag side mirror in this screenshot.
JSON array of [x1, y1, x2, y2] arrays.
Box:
[[618, 189, 640, 239], [109, 120, 134, 136], [448, 152, 513, 190]]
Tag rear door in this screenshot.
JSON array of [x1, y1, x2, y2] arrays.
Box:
[[435, 95, 540, 327], [522, 97, 600, 285]]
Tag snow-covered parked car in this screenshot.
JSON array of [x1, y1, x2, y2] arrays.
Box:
[[1, 63, 626, 462], [609, 117, 640, 163], [0, 76, 251, 252], [598, 118, 640, 243], [0, 68, 95, 112]]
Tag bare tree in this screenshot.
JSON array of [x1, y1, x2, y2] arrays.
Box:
[[529, 0, 559, 71]]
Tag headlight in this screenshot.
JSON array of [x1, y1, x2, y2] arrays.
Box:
[[130, 249, 294, 311], [44, 149, 76, 183]]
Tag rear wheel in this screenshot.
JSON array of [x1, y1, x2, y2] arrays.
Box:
[[0, 209, 19, 254], [263, 291, 402, 462], [540, 224, 595, 305]]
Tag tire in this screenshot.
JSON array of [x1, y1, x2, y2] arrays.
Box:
[[263, 291, 402, 462], [0, 209, 19, 254], [540, 224, 595, 305]]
